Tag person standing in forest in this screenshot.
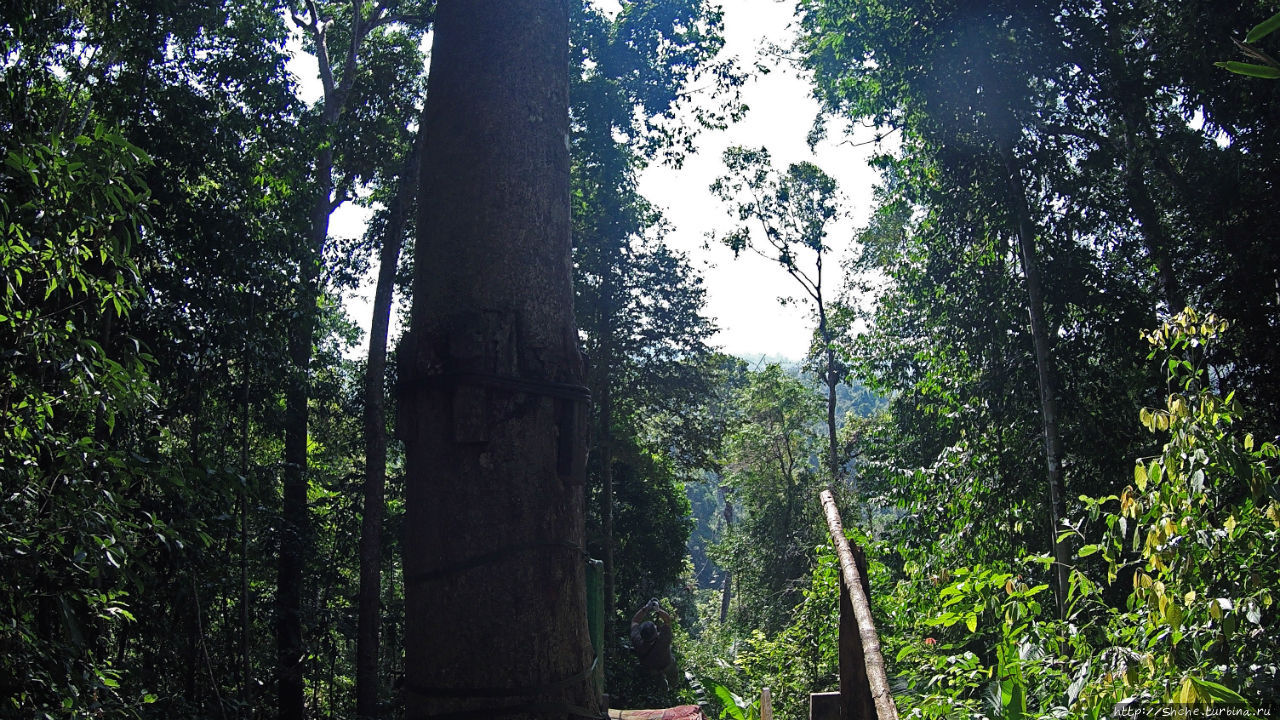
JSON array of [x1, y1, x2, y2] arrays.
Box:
[[630, 599, 678, 682]]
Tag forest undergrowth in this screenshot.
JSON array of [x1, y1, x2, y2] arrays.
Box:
[[676, 311, 1278, 720]]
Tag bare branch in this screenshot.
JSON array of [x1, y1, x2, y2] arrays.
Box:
[[838, 125, 902, 148], [289, 4, 316, 33], [336, 0, 364, 101], [302, 0, 337, 102], [369, 10, 430, 32]]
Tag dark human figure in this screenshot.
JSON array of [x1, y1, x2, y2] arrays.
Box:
[[630, 599, 676, 679]]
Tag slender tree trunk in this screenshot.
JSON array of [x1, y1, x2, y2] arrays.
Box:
[[598, 265, 616, 637], [719, 497, 733, 623], [599, 365, 616, 636], [718, 572, 732, 624], [818, 305, 844, 507], [357, 123, 425, 720], [822, 332, 840, 487], [1004, 147, 1069, 618], [280, 129, 335, 720], [280, 264, 317, 720], [400, 2, 597, 718], [1100, 21, 1184, 315], [239, 310, 252, 719]]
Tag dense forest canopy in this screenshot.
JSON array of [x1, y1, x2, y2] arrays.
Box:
[[2, 1, 1277, 719]]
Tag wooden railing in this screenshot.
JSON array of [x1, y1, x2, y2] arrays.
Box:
[[814, 489, 899, 720]]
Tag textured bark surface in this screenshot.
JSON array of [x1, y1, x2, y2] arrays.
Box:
[[399, 2, 596, 719]]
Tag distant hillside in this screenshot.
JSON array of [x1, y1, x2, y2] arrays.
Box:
[[684, 364, 884, 589]]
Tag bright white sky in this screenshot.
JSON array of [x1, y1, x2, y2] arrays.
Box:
[[315, 0, 886, 362]]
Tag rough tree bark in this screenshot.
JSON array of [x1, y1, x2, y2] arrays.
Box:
[[357, 125, 425, 720], [399, 2, 598, 719]]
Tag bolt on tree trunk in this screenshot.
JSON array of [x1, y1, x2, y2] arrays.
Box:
[[398, 2, 598, 719]]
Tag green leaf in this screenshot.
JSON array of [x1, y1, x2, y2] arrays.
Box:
[[1078, 544, 1101, 558], [1216, 61, 1280, 79], [965, 613, 977, 632], [711, 684, 747, 720], [1246, 12, 1280, 43]]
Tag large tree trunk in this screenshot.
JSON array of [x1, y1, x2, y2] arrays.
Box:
[[399, 2, 597, 719], [1004, 147, 1069, 618], [356, 126, 425, 720]]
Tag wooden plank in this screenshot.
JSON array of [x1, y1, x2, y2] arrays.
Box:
[[820, 489, 899, 720]]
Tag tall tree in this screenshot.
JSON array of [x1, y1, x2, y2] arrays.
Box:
[[710, 147, 845, 494], [282, 4, 428, 715], [569, 0, 738, 639], [714, 364, 826, 633], [399, 2, 598, 718], [797, 0, 1083, 610]]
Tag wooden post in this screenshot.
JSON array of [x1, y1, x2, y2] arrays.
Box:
[[820, 489, 898, 720], [761, 687, 773, 720], [810, 692, 841, 720]]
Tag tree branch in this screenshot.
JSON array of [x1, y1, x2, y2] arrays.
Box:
[[335, 0, 364, 104], [303, 0, 337, 102]]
